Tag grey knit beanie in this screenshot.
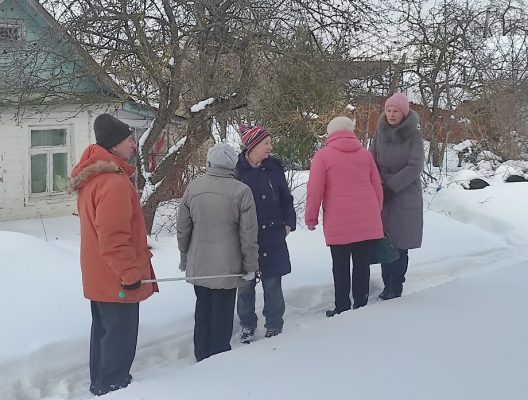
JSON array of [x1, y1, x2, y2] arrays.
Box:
[[207, 143, 238, 170]]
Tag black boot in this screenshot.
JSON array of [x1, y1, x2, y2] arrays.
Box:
[[378, 285, 402, 301], [325, 307, 350, 317], [384, 290, 402, 300], [352, 294, 368, 309], [378, 287, 390, 301]]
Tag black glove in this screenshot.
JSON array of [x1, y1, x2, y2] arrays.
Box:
[[122, 281, 142, 291], [383, 185, 395, 205]]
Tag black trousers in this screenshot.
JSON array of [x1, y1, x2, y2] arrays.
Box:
[[90, 301, 139, 391], [329, 240, 374, 310], [194, 286, 237, 362], [381, 249, 409, 294]]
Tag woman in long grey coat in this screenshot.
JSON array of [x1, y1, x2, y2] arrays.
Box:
[[369, 93, 424, 300]]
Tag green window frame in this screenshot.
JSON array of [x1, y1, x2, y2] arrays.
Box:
[[29, 127, 70, 195]]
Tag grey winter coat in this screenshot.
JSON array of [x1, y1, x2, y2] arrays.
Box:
[[369, 110, 424, 249], [176, 166, 259, 289]]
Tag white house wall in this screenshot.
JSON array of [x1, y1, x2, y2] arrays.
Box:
[[0, 102, 144, 221]]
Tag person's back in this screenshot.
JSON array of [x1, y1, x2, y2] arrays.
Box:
[[305, 116, 384, 314], [177, 142, 258, 362], [306, 122, 383, 246], [180, 167, 258, 289]]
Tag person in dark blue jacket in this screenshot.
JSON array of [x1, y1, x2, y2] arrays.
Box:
[[236, 125, 297, 343]]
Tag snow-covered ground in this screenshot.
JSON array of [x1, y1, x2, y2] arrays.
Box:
[[1, 160, 528, 399]]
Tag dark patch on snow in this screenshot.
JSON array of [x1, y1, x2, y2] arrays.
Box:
[[466, 178, 490, 190]]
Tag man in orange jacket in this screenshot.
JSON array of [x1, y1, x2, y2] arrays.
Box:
[[69, 113, 158, 396]]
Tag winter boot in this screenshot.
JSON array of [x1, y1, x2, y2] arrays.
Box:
[[353, 293, 369, 309], [384, 290, 402, 300], [325, 307, 351, 318], [378, 285, 402, 301], [240, 327, 255, 344], [264, 328, 281, 338], [377, 287, 391, 301], [89, 374, 132, 396]]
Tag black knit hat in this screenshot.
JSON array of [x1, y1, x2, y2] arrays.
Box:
[[94, 114, 132, 149]]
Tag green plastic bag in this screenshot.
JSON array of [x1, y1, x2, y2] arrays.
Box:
[[371, 234, 399, 264]]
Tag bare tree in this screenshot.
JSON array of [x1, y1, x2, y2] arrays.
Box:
[[42, 0, 384, 232], [392, 0, 488, 166], [42, 0, 271, 231], [388, 0, 528, 165], [452, 0, 528, 159]]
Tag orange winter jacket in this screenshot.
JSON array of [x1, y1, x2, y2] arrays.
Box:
[[69, 144, 157, 303]]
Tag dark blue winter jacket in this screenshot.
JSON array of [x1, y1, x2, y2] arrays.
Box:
[[236, 152, 296, 277]]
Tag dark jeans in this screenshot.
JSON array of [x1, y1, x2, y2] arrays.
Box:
[[90, 301, 139, 392], [237, 276, 285, 331], [381, 249, 409, 294], [329, 240, 374, 310], [193, 285, 237, 362]]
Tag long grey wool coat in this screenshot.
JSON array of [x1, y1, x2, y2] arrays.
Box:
[[369, 110, 424, 249]]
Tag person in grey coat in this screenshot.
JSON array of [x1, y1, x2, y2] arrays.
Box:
[[177, 143, 259, 362], [369, 93, 424, 300]]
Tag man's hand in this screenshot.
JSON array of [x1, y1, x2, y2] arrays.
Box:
[[122, 281, 141, 291], [285, 225, 292, 236]]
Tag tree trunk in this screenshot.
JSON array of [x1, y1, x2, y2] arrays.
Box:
[[143, 118, 211, 234]]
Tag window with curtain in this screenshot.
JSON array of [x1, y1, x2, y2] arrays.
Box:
[[30, 128, 69, 195]]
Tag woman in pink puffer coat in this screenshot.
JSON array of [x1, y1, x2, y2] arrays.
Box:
[[305, 116, 383, 316]]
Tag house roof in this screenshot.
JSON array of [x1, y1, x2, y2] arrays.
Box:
[[0, 0, 136, 106], [23, 0, 128, 101]]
